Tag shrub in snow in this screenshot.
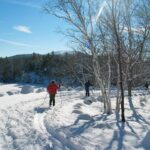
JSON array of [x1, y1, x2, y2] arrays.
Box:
[[21, 85, 34, 94]]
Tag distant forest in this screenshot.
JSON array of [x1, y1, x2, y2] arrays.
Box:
[[0, 52, 92, 86], [0, 52, 149, 87]]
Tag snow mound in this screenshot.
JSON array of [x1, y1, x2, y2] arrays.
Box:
[[77, 114, 92, 121], [0, 93, 4, 97], [72, 110, 83, 114], [84, 97, 93, 105], [7, 90, 20, 95], [140, 96, 147, 106], [75, 86, 83, 91], [21, 85, 34, 94], [36, 88, 45, 93], [34, 106, 49, 113], [67, 86, 74, 91], [6, 91, 14, 95], [59, 86, 67, 91], [96, 95, 103, 102]]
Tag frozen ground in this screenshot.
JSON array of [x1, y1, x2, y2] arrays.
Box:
[[0, 83, 150, 150]]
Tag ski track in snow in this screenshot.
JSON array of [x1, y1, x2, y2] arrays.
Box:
[[33, 91, 84, 150], [0, 98, 51, 150], [0, 91, 84, 150], [34, 99, 84, 149], [0, 88, 150, 150]]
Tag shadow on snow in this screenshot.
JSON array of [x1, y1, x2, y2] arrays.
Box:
[[34, 106, 49, 113]]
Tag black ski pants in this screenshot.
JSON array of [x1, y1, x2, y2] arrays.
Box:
[[49, 94, 56, 106], [85, 89, 90, 96]]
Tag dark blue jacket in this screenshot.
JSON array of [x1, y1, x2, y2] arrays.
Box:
[[85, 81, 92, 90]]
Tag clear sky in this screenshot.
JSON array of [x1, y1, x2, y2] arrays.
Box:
[[0, 0, 69, 57]]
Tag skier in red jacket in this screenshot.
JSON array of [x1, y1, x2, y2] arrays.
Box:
[[47, 81, 60, 106]]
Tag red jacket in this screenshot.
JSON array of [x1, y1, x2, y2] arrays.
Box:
[[47, 83, 60, 94]]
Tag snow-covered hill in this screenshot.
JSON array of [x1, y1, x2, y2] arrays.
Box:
[[0, 83, 150, 150]]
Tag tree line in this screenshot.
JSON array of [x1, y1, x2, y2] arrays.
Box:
[[0, 52, 92, 85], [0, 51, 149, 86]]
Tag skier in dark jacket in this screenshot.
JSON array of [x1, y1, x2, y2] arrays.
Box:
[[85, 80, 93, 96], [145, 82, 149, 90], [47, 81, 60, 106]]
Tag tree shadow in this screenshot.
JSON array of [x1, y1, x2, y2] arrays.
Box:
[[104, 113, 125, 150], [104, 100, 149, 150], [69, 113, 108, 136], [136, 130, 150, 150], [128, 97, 150, 125]]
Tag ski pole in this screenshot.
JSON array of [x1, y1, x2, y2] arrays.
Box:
[[42, 93, 48, 105], [59, 83, 63, 105], [91, 87, 95, 96], [59, 88, 62, 106]]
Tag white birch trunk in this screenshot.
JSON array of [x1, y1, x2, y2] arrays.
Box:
[[107, 52, 112, 113], [92, 52, 111, 114], [116, 63, 120, 113]]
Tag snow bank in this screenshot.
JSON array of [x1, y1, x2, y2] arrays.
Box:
[[21, 85, 34, 94]]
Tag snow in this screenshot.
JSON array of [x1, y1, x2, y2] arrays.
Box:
[[21, 85, 34, 94], [0, 83, 150, 150]]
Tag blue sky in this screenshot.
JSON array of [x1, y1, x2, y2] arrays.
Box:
[[0, 0, 69, 57]]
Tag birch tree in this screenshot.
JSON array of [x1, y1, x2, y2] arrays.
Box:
[[96, 0, 149, 121], [95, 0, 126, 121], [121, 0, 150, 97]]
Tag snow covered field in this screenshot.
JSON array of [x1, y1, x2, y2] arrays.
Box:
[[0, 83, 150, 150]]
